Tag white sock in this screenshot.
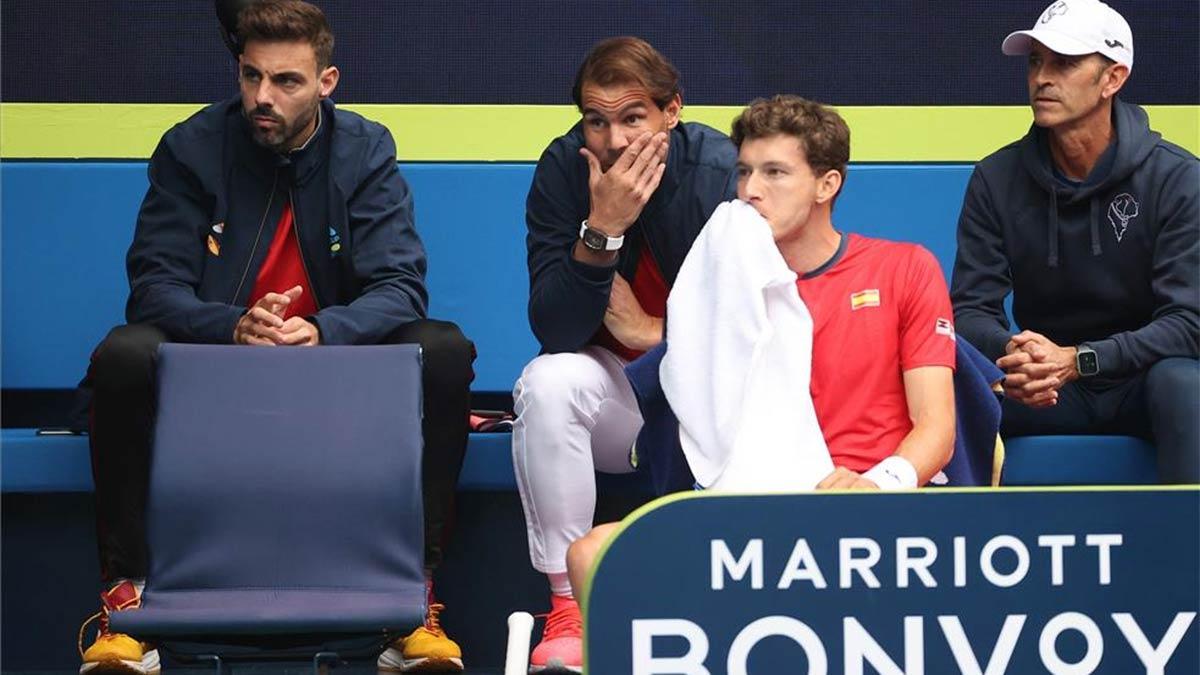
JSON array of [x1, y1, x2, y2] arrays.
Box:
[[548, 572, 572, 598]]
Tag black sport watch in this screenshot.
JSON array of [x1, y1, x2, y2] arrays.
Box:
[[1076, 344, 1099, 378]]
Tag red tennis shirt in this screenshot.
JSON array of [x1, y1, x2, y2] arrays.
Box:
[[796, 234, 956, 471]]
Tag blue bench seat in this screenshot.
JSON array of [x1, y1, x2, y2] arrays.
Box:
[[0, 162, 1168, 491], [1, 429, 519, 493], [1001, 435, 1158, 485], [3, 428, 1161, 492]]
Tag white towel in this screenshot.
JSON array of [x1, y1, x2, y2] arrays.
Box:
[[661, 200, 833, 491]]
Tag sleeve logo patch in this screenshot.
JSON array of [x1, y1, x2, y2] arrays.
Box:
[[936, 317, 956, 341]]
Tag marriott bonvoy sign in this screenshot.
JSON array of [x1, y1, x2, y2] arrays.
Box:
[[585, 489, 1199, 674]]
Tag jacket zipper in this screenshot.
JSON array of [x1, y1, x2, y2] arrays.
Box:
[[288, 188, 321, 310], [230, 171, 279, 304]]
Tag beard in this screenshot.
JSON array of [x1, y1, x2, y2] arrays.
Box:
[[244, 101, 318, 153]]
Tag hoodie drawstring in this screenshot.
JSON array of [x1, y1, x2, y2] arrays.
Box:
[[1047, 190, 1104, 267], [1047, 189, 1060, 268]]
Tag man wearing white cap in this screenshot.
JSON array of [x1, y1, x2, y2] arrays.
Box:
[[951, 0, 1199, 483]]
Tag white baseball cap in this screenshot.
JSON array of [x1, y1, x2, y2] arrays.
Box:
[[1002, 0, 1133, 71]]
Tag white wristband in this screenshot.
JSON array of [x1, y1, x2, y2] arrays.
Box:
[[863, 456, 919, 491]]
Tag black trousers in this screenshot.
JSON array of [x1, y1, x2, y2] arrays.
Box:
[[86, 320, 474, 583], [1001, 357, 1200, 484]]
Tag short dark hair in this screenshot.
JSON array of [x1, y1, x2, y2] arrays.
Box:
[[238, 0, 334, 70], [571, 37, 681, 110], [731, 95, 850, 185]]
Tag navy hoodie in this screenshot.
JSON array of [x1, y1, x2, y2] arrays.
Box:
[[951, 99, 1199, 377]]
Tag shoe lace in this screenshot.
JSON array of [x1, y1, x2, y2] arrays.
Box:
[[77, 581, 143, 658], [423, 602, 447, 636], [538, 601, 582, 640], [76, 611, 105, 658]]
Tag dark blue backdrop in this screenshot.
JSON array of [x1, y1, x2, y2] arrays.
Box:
[[3, 0, 1197, 104]]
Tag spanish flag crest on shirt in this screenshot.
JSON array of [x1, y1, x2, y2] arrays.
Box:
[[849, 288, 880, 310]]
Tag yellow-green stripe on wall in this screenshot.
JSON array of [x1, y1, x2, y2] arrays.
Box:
[[2, 103, 1196, 162]]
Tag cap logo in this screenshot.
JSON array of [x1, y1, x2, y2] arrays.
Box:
[[1040, 1, 1069, 23], [1105, 39, 1125, 49]]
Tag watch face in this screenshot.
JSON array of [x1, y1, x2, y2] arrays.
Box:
[[1078, 350, 1099, 376], [582, 228, 608, 251]]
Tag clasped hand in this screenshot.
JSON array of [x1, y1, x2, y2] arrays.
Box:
[[233, 285, 320, 346], [996, 330, 1078, 407]]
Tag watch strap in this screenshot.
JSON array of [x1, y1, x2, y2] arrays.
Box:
[[579, 220, 625, 251]]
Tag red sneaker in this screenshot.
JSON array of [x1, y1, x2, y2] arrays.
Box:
[[529, 595, 582, 674]]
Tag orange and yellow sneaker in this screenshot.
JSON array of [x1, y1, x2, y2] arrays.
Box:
[[78, 580, 160, 675], [377, 603, 464, 673]]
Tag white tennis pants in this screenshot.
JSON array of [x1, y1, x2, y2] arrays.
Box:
[[512, 346, 641, 574]]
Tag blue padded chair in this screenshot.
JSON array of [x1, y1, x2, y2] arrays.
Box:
[[110, 344, 427, 664], [1001, 435, 1159, 485]]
